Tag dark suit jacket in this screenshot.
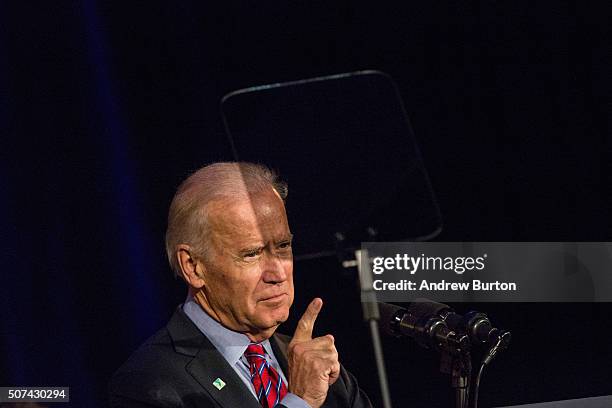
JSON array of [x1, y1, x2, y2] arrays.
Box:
[[109, 307, 373, 408]]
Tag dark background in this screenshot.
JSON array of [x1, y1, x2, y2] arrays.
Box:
[[1, 1, 611, 407]]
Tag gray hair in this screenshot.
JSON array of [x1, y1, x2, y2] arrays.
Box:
[[165, 162, 288, 277]]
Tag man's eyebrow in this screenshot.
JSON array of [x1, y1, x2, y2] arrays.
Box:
[[277, 233, 294, 242], [236, 233, 293, 251], [238, 243, 264, 253]]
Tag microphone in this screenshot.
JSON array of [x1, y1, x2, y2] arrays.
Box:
[[378, 301, 469, 353], [442, 309, 511, 350], [379, 300, 511, 351]]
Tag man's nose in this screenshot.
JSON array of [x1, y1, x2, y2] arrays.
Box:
[[261, 251, 290, 283]]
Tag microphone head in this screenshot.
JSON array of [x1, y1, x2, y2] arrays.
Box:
[[406, 298, 452, 320], [378, 302, 405, 337]]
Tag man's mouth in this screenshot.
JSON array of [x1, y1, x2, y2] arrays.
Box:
[[259, 293, 287, 303]]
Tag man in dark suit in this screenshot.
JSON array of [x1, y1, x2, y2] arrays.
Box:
[[109, 162, 373, 408]]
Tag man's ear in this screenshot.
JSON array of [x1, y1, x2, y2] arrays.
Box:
[[176, 244, 206, 289]]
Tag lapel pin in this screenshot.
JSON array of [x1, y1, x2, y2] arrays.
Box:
[[212, 378, 226, 390]]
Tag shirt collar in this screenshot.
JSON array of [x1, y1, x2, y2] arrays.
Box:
[[182, 295, 275, 365]]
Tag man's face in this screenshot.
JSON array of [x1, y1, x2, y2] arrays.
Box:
[[197, 187, 294, 341]]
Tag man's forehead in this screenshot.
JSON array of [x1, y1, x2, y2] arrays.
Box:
[[206, 190, 289, 233]]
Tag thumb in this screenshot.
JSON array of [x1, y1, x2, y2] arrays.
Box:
[[291, 298, 323, 343]]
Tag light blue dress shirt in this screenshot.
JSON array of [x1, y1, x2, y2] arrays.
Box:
[[183, 296, 310, 408]]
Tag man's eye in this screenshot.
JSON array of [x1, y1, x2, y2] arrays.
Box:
[[243, 250, 261, 259], [278, 241, 292, 250]]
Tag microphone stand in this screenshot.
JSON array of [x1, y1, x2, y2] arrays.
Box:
[[439, 346, 471, 408]]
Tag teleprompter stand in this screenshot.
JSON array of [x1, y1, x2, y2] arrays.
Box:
[[354, 248, 393, 408]]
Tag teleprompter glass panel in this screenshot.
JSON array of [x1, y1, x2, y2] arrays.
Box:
[[221, 71, 442, 259]]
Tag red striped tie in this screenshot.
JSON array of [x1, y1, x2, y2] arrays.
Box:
[[244, 343, 288, 407]]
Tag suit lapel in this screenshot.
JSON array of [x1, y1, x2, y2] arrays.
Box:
[[186, 346, 261, 408], [167, 307, 261, 408], [270, 333, 290, 376]]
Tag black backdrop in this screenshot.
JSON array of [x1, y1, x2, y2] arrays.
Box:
[[1, 1, 611, 407]]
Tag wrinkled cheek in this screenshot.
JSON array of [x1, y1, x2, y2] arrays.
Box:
[[219, 273, 244, 293], [287, 282, 295, 303], [287, 273, 295, 303]]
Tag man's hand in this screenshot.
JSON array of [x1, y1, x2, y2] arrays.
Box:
[[287, 298, 341, 408]]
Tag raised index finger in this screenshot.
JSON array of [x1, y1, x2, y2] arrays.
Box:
[[291, 298, 323, 343]]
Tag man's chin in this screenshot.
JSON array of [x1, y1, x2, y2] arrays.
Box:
[[268, 308, 289, 327], [254, 309, 289, 332], [248, 318, 285, 342]]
